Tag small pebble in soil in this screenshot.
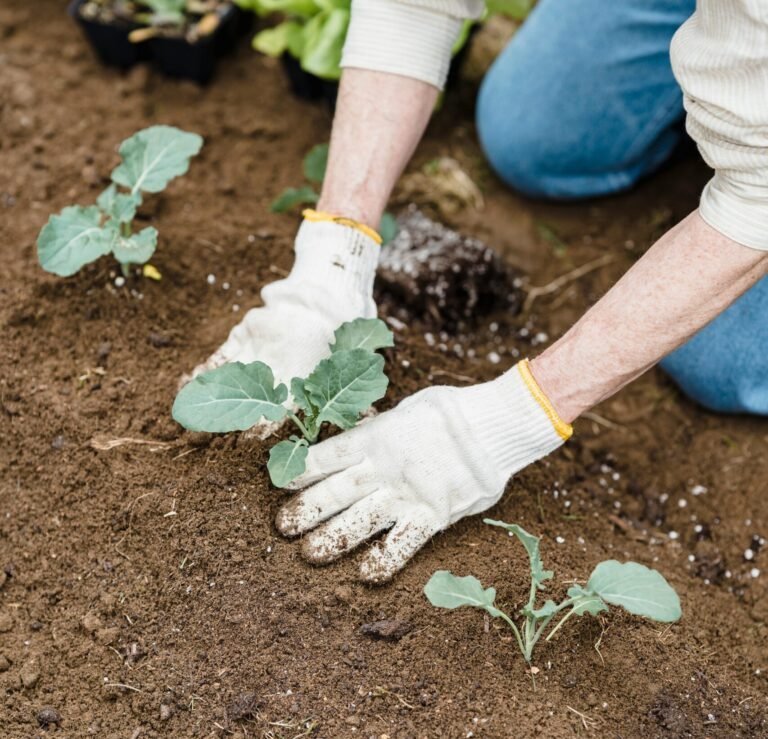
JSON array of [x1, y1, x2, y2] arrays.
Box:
[[232, 304, 240, 312], [206, 274, 216, 285], [0, 654, 11, 672], [691, 484, 707, 496], [751, 568, 760, 578], [20, 659, 40, 688], [744, 548, 755, 561], [222, 281, 230, 290], [114, 276, 125, 288], [359, 619, 413, 641], [37, 707, 61, 728], [160, 703, 174, 721], [555, 536, 565, 544], [668, 531, 679, 540]]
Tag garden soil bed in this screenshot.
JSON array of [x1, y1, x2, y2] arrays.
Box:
[[1, 3, 767, 737]]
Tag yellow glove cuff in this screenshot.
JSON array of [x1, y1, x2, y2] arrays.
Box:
[[302, 209, 383, 246], [518, 359, 573, 441]]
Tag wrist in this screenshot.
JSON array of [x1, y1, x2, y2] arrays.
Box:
[[528, 353, 584, 424], [463, 360, 571, 480]]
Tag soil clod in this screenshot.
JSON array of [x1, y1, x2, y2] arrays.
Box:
[[359, 619, 414, 641], [36, 706, 61, 728], [227, 691, 260, 721], [376, 206, 522, 330]]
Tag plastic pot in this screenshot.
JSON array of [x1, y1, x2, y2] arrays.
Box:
[[68, 0, 250, 85]]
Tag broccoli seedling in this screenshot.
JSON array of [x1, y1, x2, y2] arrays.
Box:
[[272, 142, 398, 244], [172, 318, 393, 487], [37, 125, 203, 279], [425, 519, 681, 664]]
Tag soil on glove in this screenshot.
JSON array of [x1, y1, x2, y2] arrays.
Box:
[[1, 3, 767, 737]]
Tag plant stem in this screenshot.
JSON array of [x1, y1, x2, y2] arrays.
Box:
[[288, 413, 315, 442], [494, 610, 527, 661], [545, 606, 579, 643], [120, 262, 131, 278]]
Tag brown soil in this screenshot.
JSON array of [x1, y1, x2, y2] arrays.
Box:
[[1, 3, 767, 738]]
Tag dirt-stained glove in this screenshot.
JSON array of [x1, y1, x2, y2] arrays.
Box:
[[276, 360, 573, 583], [186, 211, 381, 429]]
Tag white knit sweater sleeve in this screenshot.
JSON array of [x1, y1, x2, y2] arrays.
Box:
[[671, 1, 768, 251], [341, 0, 483, 89]]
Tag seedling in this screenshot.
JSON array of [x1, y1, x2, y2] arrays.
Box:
[[271, 142, 398, 244], [37, 125, 203, 278], [425, 519, 681, 664], [172, 317, 393, 486]]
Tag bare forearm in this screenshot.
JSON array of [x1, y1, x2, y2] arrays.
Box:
[[531, 211, 768, 422], [317, 68, 438, 229]]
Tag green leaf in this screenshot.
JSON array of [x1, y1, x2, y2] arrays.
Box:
[[330, 318, 394, 353], [299, 9, 348, 80], [97, 184, 142, 224], [290, 377, 315, 416], [237, 0, 321, 18], [484, 519, 554, 590], [424, 571, 502, 617], [379, 212, 398, 245], [304, 348, 388, 430], [172, 361, 289, 432], [37, 205, 114, 277], [270, 185, 319, 213], [112, 226, 158, 265], [268, 437, 309, 487], [252, 21, 304, 57], [586, 561, 681, 623], [486, 0, 533, 20], [303, 143, 329, 184], [566, 585, 609, 616], [111, 125, 203, 196], [527, 599, 558, 619]]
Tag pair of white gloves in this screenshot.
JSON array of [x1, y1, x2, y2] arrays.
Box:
[[190, 213, 571, 583]]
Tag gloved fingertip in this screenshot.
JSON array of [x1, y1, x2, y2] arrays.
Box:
[[301, 533, 339, 565], [358, 549, 397, 585], [274, 506, 299, 537]]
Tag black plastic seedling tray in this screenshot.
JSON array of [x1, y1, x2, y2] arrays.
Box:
[[68, 0, 249, 85]]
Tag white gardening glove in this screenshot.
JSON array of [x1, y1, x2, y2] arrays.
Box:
[[186, 211, 381, 431], [276, 360, 573, 583]]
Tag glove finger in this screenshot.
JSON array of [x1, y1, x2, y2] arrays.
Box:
[[286, 433, 365, 490], [275, 464, 377, 536], [301, 491, 394, 565], [358, 515, 438, 585]]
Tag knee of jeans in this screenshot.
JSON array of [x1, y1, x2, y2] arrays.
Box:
[[661, 350, 768, 416], [476, 72, 554, 198]]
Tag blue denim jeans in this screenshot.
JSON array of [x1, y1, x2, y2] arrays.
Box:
[[476, 0, 768, 416]]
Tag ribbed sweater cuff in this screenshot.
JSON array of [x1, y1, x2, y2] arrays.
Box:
[[341, 0, 465, 90], [291, 218, 380, 298], [466, 361, 571, 479], [698, 174, 768, 251]]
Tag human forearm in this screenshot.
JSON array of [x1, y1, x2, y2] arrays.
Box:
[[531, 211, 768, 422], [317, 68, 438, 229]]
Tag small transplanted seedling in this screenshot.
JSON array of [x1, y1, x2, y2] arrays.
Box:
[[37, 125, 203, 278], [425, 519, 681, 664], [271, 142, 398, 244], [172, 318, 393, 487]]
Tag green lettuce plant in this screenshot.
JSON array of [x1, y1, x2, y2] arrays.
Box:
[[272, 142, 398, 243], [236, 0, 535, 81], [37, 125, 203, 278], [425, 519, 681, 664], [172, 318, 393, 486]]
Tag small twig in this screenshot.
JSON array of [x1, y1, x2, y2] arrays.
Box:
[[524, 254, 615, 312], [566, 705, 595, 730], [90, 436, 172, 452], [104, 682, 142, 693], [581, 411, 622, 430], [428, 368, 478, 385]]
